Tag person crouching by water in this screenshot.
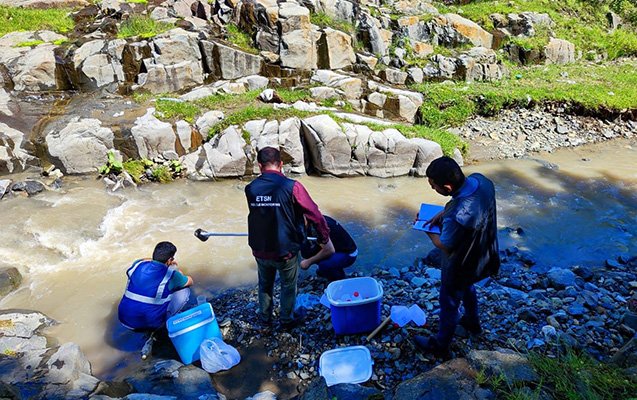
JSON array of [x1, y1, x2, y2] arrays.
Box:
[[245, 147, 331, 330], [301, 215, 357, 282], [415, 156, 500, 358], [118, 241, 194, 331]]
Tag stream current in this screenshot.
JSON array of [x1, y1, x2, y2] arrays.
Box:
[[0, 139, 636, 378]]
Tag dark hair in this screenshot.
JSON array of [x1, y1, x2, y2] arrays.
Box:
[[257, 147, 281, 166], [426, 156, 465, 188], [152, 241, 177, 264]]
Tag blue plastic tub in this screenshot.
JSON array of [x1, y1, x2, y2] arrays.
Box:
[[166, 303, 222, 364], [325, 277, 383, 335]]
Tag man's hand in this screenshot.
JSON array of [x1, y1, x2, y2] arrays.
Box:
[[300, 259, 312, 270], [426, 210, 444, 227]]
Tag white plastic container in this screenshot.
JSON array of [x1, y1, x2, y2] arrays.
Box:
[[319, 345, 373, 386]]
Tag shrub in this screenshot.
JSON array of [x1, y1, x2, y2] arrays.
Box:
[[117, 16, 173, 39]]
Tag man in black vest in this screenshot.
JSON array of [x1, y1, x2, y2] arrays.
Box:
[[245, 147, 332, 330], [414, 156, 500, 357]]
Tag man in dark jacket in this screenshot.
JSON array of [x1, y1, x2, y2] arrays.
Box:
[[300, 215, 357, 282], [415, 156, 500, 357], [245, 147, 332, 329]]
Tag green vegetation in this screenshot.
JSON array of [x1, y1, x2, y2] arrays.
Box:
[[14, 40, 45, 47], [310, 12, 355, 34], [98, 150, 123, 175], [117, 16, 173, 39], [155, 99, 200, 123], [413, 60, 637, 129], [276, 88, 312, 103], [479, 350, 637, 400], [98, 151, 182, 184], [196, 89, 261, 110], [208, 105, 313, 139], [434, 0, 637, 59], [226, 23, 258, 54], [125, 0, 148, 3], [151, 165, 173, 183], [0, 6, 74, 37], [122, 159, 150, 183]]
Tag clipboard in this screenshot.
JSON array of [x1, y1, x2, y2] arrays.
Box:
[[412, 203, 444, 234]]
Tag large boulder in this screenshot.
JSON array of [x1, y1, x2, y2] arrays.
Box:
[[279, 28, 321, 69], [358, 13, 392, 56], [137, 29, 204, 93], [131, 109, 177, 159], [347, 125, 419, 177], [366, 81, 424, 123], [70, 39, 126, 89], [547, 267, 577, 289], [394, 358, 491, 399], [5, 44, 59, 91], [0, 123, 35, 174], [199, 126, 247, 178], [45, 117, 115, 174], [200, 41, 263, 80], [310, 70, 363, 99], [244, 117, 304, 174], [467, 349, 539, 385], [410, 138, 444, 176], [125, 359, 218, 400], [317, 28, 356, 70], [436, 13, 493, 49], [301, 114, 352, 176], [544, 38, 575, 64]]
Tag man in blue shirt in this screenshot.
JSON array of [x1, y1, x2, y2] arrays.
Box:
[[118, 241, 194, 330], [415, 157, 500, 358]]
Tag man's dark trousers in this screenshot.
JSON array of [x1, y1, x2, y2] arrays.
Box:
[[436, 283, 479, 348]]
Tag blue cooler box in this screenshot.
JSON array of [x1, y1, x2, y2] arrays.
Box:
[[166, 303, 222, 364], [325, 277, 383, 335]]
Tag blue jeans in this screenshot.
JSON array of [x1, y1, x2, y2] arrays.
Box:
[[317, 251, 357, 281], [256, 255, 299, 323], [435, 283, 479, 349]]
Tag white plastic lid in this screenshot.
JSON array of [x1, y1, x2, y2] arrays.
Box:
[[319, 346, 373, 386]]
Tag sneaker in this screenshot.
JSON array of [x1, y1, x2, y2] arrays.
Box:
[[458, 316, 483, 335], [414, 335, 450, 359]]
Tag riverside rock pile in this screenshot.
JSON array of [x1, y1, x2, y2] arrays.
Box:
[[457, 107, 637, 160], [212, 234, 637, 395]]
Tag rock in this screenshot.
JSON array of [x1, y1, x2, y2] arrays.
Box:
[[394, 358, 488, 399], [0, 179, 10, 199], [125, 359, 217, 400], [45, 117, 114, 174], [607, 11, 623, 30], [611, 336, 637, 368], [246, 117, 305, 174], [45, 342, 92, 384], [436, 13, 493, 49], [301, 114, 352, 176], [367, 81, 424, 123], [379, 68, 408, 85], [201, 40, 263, 80], [407, 67, 424, 84], [310, 86, 342, 100], [467, 349, 539, 385], [518, 309, 539, 322], [310, 70, 363, 99], [278, 2, 311, 33], [544, 38, 575, 65], [351, 126, 419, 177], [236, 75, 270, 91], [131, 109, 176, 159], [410, 138, 443, 177], [71, 39, 125, 89], [4, 44, 58, 91], [299, 377, 329, 400], [280, 28, 321, 69], [11, 180, 45, 196], [358, 13, 392, 56], [200, 126, 247, 178], [317, 28, 356, 69], [0, 267, 22, 297], [0, 123, 35, 174], [356, 52, 378, 70], [195, 110, 225, 138], [329, 383, 381, 399], [547, 268, 576, 289]]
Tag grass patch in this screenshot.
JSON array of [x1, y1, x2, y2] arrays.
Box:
[[123, 159, 150, 183], [14, 40, 45, 47], [310, 12, 355, 34], [155, 98, 201, 123], [226, 23, 258, 54], [117, 16, 173, 39], [528, 350, 637, 400], [413, 60, 637, 128], [435, 0, 637, 60], [195, 89, 261, 110], [126, 0, 148, 3], [208, 105, 314, 139], [151, 165, 173, 183], [276, 88, 312, 103], [0, 6, 74, 37]]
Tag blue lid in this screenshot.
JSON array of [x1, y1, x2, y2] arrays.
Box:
[[319, 346, 373, 386], [166, 303, 215, 336]]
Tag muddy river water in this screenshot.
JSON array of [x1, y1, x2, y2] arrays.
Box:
[[1, 139, 636, 378]]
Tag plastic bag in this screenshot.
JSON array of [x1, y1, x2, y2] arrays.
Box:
[[200, 337, 241, 373], [390, 304, 427, 327]]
